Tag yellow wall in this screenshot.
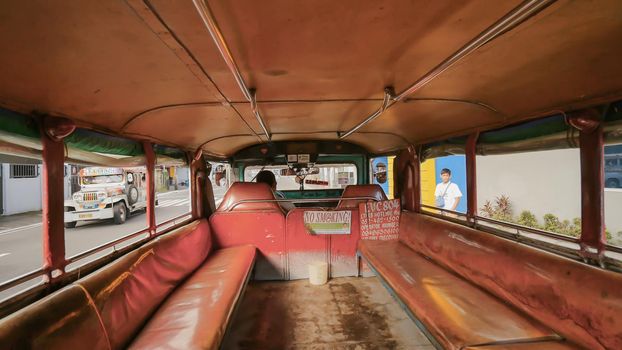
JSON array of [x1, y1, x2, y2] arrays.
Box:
[[388, 156, 395, 199], [420, 159, 436, 206]]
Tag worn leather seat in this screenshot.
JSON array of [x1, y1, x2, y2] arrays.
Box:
[[359, 240, 562, 349], [210, 182, 286, 280], [336, 184, 387, 209], [129, 245, 256, 349], [0, 219, 256, 350], [360, 211, 622, 349]]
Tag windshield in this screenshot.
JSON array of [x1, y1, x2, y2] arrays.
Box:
[[244, 164, 357, 190], [81, 174, 123, 185]]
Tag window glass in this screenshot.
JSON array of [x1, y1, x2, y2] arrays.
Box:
[[244, 164, 357, 190], [0, 117, 45, 300], [370, 156, 395, 199], [64, 161, 149, 270], [420, 155, 467, 214], [155, 160, 191, 225], [605, 143, 622, 247], [476, 149, 581, 239]]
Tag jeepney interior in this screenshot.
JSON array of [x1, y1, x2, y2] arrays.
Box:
[[1, 1, 622, 349]]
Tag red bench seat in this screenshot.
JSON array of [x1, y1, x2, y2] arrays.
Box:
[[129, 245, 255, 349], [359, 240, 563, 349], [0, 219, 256, 350], [357, 211, 620, 349]]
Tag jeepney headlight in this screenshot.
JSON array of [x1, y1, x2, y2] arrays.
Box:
[[97, 192, 106, 199], [73, 193, 81, 201]]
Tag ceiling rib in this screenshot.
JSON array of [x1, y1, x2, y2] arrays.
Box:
[[339, 0, 556, 139], [192, 0, 271, 140]]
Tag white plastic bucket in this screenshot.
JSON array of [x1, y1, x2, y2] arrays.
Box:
[[308, 261, 328, 285]]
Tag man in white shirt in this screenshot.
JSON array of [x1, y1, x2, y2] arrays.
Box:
[[434, 168, 462, 211]]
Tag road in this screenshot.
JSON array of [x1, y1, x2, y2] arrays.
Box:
[[0, 187, 227, 301]]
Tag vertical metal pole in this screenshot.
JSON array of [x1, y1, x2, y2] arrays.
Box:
[[143, 142, 156, 235], [579, 123, 605, 252], [40, 117, 75, 276], [466, 133, 479, 222], [41, 132, 67, 274], [568, 110, 605, 256]]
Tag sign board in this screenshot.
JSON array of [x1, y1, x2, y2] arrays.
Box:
[[303, 210, 351, 235], [359, 199, 401, 240]]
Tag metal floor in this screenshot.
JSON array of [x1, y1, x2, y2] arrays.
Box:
[[222, 277, 434, 349]]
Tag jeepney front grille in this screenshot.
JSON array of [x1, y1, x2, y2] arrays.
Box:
[[83, 192, 98, 201]]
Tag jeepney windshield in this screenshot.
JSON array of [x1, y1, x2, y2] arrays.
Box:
[[81, 174, 124, 185], [244, 164, 357, 190]]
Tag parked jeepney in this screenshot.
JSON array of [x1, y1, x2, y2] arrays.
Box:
[[63, 167, 147, 227]]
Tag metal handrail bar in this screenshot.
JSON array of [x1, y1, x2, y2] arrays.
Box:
[[155, 212, 193, 229], [339, 0, 556, 139], [227, 196, 381, 211], [420, 204, 468, 218], [0, 268, 46, 294], [192, 0, 271, 140], [474, 215, 580, 243]]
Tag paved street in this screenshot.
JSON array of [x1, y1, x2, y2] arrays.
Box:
[[0, 186, 227, 301]]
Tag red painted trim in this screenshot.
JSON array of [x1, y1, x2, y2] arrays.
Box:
[[466, 132, 479, 221], [143, 142, 156, 235], [41, 119, 71, 274], [569, 110, 605, 253]]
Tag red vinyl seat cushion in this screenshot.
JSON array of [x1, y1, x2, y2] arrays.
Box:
[[129, 245, 256, 350]]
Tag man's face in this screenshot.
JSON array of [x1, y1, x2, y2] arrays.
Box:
[[441, 173, 450, 183]]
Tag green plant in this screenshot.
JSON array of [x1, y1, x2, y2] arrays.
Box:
[[517, 211, 539, 228], [480, 195, 513, 222]]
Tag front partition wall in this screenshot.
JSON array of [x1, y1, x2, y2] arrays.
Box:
[[210, 210, 287, 280], [285, 208, 361, 280]]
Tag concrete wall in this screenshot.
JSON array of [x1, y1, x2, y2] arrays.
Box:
[[476, 149, 582, 225], [605, 189, 622, 240], [2, 164, 43, 215], [476, 149, 622, 237]]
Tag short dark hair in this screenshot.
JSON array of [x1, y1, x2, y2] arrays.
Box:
[[256, 170, 276, 187], [440, 168, 451, 175]]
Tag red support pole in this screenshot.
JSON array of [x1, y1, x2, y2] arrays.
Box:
[[466, 132, 479, 222], [41, 117, 75, 276], [143, 142, 156, 235], [568, 109, 605, 255]]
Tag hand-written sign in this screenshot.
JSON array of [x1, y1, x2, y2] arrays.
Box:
[[359, 199, 401, 240], [303, 210, 352, 235]]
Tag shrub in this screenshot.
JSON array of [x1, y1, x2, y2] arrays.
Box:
[[480, 195, 512, 222], [517, 211, 539, 228]]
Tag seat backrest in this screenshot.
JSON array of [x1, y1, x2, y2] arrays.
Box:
[[336, 184, 387, 209], [78, 219, 212, 349], [210, 182, 286, 280], [216, 182, 282, 212], [399, 212, 622, 350], [0, 219, 212, 350], [0, 285, 110, 350]]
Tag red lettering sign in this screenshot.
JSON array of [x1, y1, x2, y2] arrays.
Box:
[[359, 199, 400, 240]]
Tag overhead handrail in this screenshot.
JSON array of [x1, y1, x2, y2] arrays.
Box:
[[339, 0, 556, 139], [192, 0, 271, 140], [339, 87, 394, 139], [226, 196, 382, 211]]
